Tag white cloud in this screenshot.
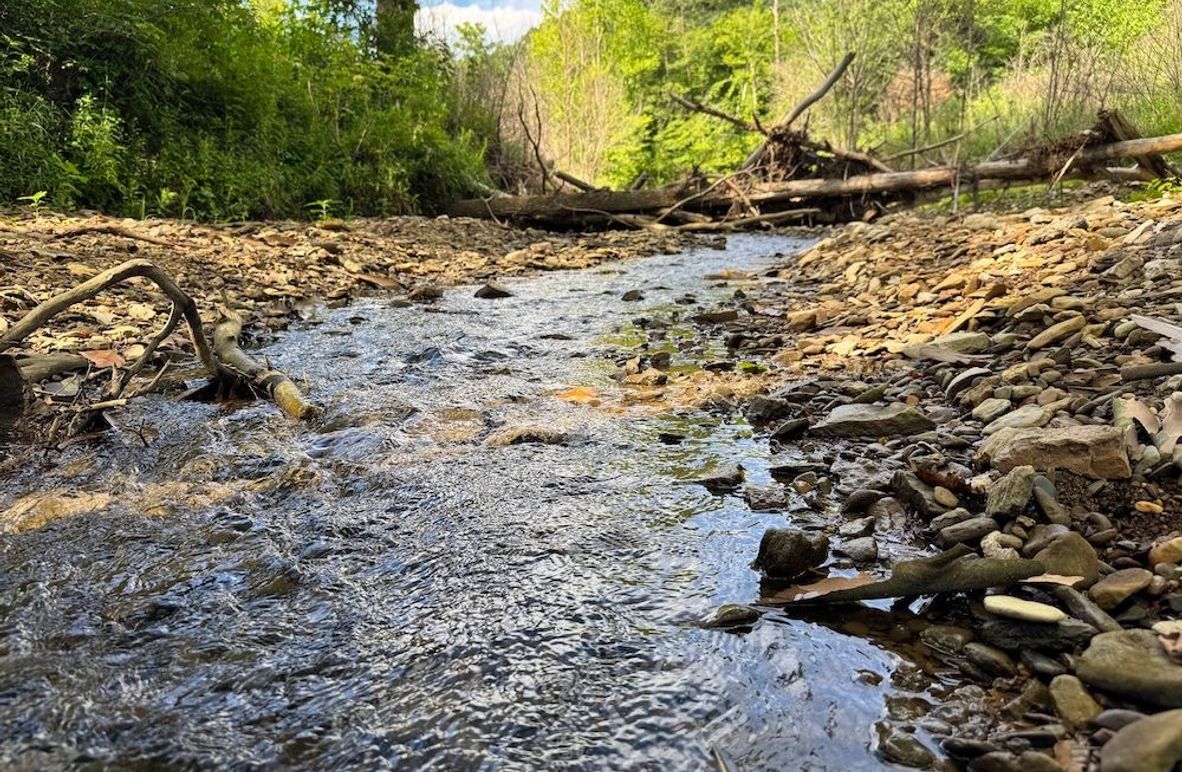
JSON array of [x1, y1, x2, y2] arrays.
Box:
[[416, 1, 543, 44]]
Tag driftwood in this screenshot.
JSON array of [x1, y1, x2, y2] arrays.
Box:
[[452, 131, 1182, 226], [0, 259, 316, 425]]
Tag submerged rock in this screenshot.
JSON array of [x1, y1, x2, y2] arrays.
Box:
[[475, 283, 513, 299], [750, 528, 829, 580], [811, 403, 935, 439]]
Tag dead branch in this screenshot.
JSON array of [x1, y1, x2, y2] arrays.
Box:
[[554, 170, 599, 192], [670, 92, 763, 134], [212, 312, 317, 420]]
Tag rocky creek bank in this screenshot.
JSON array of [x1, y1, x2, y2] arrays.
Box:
[[671, 193, 1182, 771]]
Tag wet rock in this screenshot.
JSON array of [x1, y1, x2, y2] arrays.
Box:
[[964, 642, 1017, 676], [1034, 532, 1101, 586], [693, 463, 745, 493], [620, 289, 645, 301], [836, 536, 878, 563], [947, 367, 994, 400], [1049, 674, 1101, 729], [968, 751, 1064, 772], [1077, 629, 1182, 708], [838, 516, 876, 537], [1092, 709, 1148, 731], [811, 403, 935, 438], [1148, 536, 1182, 567], [769, 418, 810, 444], [842, 488, 884, 514], [976, 425, 1132, 480], [1088, 568, 1153, 610], [1021, 649, 1067, 678], [919, 625, 975, 653], [876, 722, 936, 768], [932, 486, 959, 508], [487, 426, 570, 447], [1052, 586, 1122, 632], [931, 507, 973, 530], [750, 528, 828, 580], [1022, 524, 1070, 556], [746, 395, 795, 424], [1099, 709, 1182, 772], [983, 595, 1065, 623], [475, 283, 513, 299], [940, 517, 1000, 546], [893, 470, 946, 516], [744, 484, 789, 511], [985, 465, 1036, 517], [976, 618, 1097, 651], [701, 604, 761, 629]]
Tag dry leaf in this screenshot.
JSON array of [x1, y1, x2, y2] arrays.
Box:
[[1131, 314, 1182, 361], [1022, 573, 1087, 586], [81, 349, 125, 369], [1155, 392, 1182, 454], [354, 272, 400, 290]]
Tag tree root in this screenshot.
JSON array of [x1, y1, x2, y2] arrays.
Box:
[[0, 258, 316, 427]]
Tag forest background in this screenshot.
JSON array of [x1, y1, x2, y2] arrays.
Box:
[[2, 0, 1179, 220]]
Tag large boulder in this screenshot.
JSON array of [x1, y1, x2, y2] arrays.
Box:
[[750, 528, 829, 580], [976, 425, 1131, 479], [811, 403, 935, 439], [1077, 630, 1182, 708], [1099, 709, 1182, 772]]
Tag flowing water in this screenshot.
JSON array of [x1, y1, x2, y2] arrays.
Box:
[[0, 235, 945, 770]]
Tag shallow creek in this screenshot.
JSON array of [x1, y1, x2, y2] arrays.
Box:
[[0, 235, 952, 769]]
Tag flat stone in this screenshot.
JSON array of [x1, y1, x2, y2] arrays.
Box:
[[976, 425, 1132, 479], [1077, 629, 1182, 708], [836, 536, 878, 563], [1021, 649, 1068, 678], [965, 642, 1018, 677], [745, 395, 795, 424], [1088, 568, 1153, 610], [693, 463, 745, 493], [838, 516, 876, 537], [1092, 708, 1148, 731], [977, 618, 1097, 651], [1022, 524, 1071, 556], [1049, 674, 1101, 729], [982, 405, 1052, 436], [842, 489, 884, 514], [701, 604, 761, 628], [750, 528, 829, 580], [919, 624, 975, 654], [985, 465, 1036, 516], [973, 398, 1013, 423], [933, 330, 991, 353], [940, 516, 1000, 546], [1099, 709, 1182, 772], [1149, 536, 1182, 567], [946, 367, 993, 400], [1052, 586, 1122, 632], [811, 403, 935, 439], [1028, 314, 1086, 349], [984, 595, 1066, 623], [1034, 532, 1101, 586], [893, 470, 946, 516]]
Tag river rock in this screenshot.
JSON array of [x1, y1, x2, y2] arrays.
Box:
[[1034, 532, 1101, 586], [982, 405, 1052, 435], [1088, 568, 1153, 610], [1077, 629, 1182, 708], [693, 463, 745, 492], [475, 283, 513, 299], [893, 470, 946, 516], [1049, 674, 1101, 729], [811, 403, 935, 438], [1092, 709, 1148, 731], [702, 604, 761, 628], [746, 395, 795, 424], [933, 330, 991, 353], [920, 625, 974, 653], [983, 595, 1066, 623], [836, 536, 878, 563], [1052, 586, 1122, 632], [1028, 314, 1086, 349], [1149, 536, 1182, 567], [985, 465, 1036, 516], [486, 426, 569, 447], [964, 642, 1017, 676], [750, 528, 829, 580], [940, 517, 999, 546], [977, 618, 1097, 651], [876, 722, 936, 768], [976, 425, 1132, 479], [1099, 709, 1182, 772], [972, 398, 1012, 423]]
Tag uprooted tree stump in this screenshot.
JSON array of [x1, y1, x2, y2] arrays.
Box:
[[0, 258, 316, 431]]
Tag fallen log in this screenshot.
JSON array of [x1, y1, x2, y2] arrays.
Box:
[[452, 132, 1182, 223]]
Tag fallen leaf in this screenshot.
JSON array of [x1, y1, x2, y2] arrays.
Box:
[[1155, 392, 1182, 454], [353, 272, 400, 290], [1022, 573, 1087, 586], [763, 573, 876, 604], [81, 349, 125, 368], [1131, 314, 1182, 361], [127, 303, 156, 322]]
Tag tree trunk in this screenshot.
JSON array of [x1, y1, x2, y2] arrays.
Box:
[[375, 0, 417, 55]]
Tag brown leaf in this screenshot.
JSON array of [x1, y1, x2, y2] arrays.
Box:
[[81, 349, 125, 369], [354, 272, 401, 290], [763, 573, 876, 604]]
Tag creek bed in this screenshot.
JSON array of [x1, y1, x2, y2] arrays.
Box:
[[0, 235, 942, 769]]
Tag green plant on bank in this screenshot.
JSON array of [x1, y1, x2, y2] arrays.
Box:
[[305, 199, 340, 220], [0, 0, 488, 220], [16, 190, 47, 209]]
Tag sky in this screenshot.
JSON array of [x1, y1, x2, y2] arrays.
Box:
[[415, 0, 545, 44]]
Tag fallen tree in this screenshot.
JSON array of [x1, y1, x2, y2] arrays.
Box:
[[450, 130, 1182, 226], [0, 259, 316, 437]]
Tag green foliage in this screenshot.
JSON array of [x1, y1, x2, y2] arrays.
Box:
[[0, 0, 484, 219]]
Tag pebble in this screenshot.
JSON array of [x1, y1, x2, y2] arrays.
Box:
[[983, 595, 1066, 623], [1048, 674, 1101, 729], [1088, 568, 1153, 610], [1149, 536, 1182, 567]]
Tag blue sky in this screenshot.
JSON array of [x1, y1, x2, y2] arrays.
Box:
[[415, 0, 544, 43]]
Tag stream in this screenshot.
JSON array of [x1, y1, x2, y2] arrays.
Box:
[[0, 234, 945, 770]]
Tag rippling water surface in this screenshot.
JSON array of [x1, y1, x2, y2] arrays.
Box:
[[0, 234, 932, 770]]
